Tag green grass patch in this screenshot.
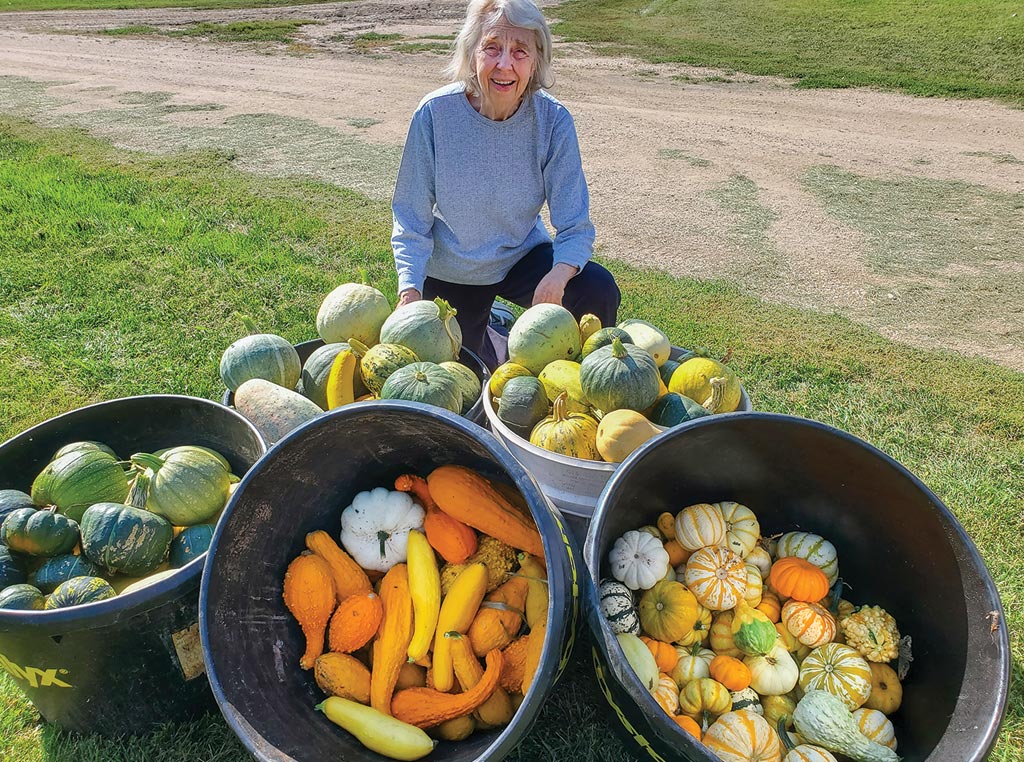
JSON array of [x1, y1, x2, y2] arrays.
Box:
[[99, 20, 314, 44], [390, 41, 452, 54], [2, 0, 326, 10], [98, 25, 159, 35], [551, 0, 1024, 105], [0, 118, 1021, 758]]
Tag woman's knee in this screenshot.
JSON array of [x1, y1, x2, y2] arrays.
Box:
[[566, 262, 621, 325]]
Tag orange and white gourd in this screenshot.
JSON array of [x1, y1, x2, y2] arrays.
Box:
[[653, 673, 680, 714], [715, 501, 761, 558], [745, 545, 772, 578], [852, 707, 897, 750], [775, 531, 839, 586], [684, 547, 747, 611], [799, 643, 873, 710], [744, 563, 764, 607], [781, 600, 837, 648], [674, 503, 727, 551], [703, 710, 783, 762]]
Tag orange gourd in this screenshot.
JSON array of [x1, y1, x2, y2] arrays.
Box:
[[499, 635, 530, 692], [756, 590, 782, 623], [521, 618, 546, 694], [426, 466, 544, 556], [656, 511, 676, 540], [449, 631, 515, 728], [664, 539, 690, 567], [709, 655, 752, 691], [769, 557, 830, 602], [674, 714, 702, 741], [305, 530, 371, 603], [394, 473, 477, 563], [370, 564, 414, 714], [781, 600, 837, 648], [328, 591, 383, 654], [314, 652, 371, 703], [640, 636, 680, 673], [282, 553, 336, 670], [468, 576, 529, 657], [391, 649, 504, 728]]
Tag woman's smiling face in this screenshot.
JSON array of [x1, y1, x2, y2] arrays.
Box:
[[473, 20, 537, 120]]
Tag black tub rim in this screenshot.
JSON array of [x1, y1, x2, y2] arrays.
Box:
[[200, 398, 579, 762], [583, 411, 1010, 761], [0, 394, 267, 634]]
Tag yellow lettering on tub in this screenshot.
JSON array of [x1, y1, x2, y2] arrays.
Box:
[[591, 648, 667, 762], [552, 511, 580, 675], [0, 653, 71, 688]]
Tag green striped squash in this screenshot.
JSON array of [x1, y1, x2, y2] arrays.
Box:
[[130, 449, 230, 527], [439, 361, 482, 415], [30, 448, 129, 523], [52, 441, 117, 460], [32, 554, 103, 593], [80, 501, 174, 576], [351, 340, 419, 396], [0, 584, 45, 610], [219, 332, 301, 392], [529, 393, 600, 460], [379, 362, 463, 414], [45, 576, 117, 609]]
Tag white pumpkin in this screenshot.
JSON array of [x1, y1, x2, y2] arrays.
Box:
[[670, 644, 715, 687], [339, 487, 424, 572], [746, 545, 773, 578], [745, 643, 800, 696], [716, 501, 760, 558], [608, 530, 670, 590]]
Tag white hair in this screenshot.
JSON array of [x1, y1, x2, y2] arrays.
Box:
[[444, 0, 554, 97]]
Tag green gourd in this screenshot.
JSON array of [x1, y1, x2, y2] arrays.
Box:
[[30, 448, 129, 523], [439, 361, 482, 415], [1, 507, 79, 557], [52, 441, 117, 460], [793, 691, 900, 762], [0, 584, 45, 610], [298, 342, 369, 409], [0, 546, 25, 589], [153, 445, 231, 473], [130, 448, 230, 526], [32, 554, 103, 593], [316, 282, 391, 347], [649, 392, 710, 427], [45, 576, 116, 609], [0, 489, 36, 528], [529, 392, 601, 460], [379, 297, 463, 364], [379, 362, 463, 414], [169, 524, 215, 568], [349, 339, 419, 396], [579, 338, 661, 413], [581, 327, 633, 359], [219, 328, 301, 392], [496, 376, 550, 437]]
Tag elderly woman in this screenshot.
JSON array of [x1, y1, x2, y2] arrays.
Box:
[[391, 0, 620, 368]]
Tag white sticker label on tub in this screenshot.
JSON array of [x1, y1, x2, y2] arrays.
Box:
[[0, 652, 72, 688], [172, 623, 206, 681]]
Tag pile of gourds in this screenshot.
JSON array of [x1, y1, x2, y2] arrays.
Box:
[[489, 304, 744, 463], [0, 440, 236, 610], [282, 465, 549, 761], [600, 503, 904, 762], [221, 282, 482, 443]]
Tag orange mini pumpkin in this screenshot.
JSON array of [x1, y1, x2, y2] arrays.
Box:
[[756, 590, 782, 623], [674, 714, 702, 741], [328, 591, 383, 654], [709, 654, 752, 691], [640, 636, 680, 673], [769, 557, 830, 602]]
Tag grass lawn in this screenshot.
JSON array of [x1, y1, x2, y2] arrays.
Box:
[[100, 20, 317, 43], [552, 0, 1024, 105], [0, 118, 1022, 760]]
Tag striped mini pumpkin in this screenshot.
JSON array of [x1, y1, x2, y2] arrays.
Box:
[[676, 603, 713, 647], [710, 610, 743, 657], [674, 503, 726, 551], [744, 563, 764, 607], [703, 710, 782, 762], [784, 745, 838, 762], [781, 600, 837, 648], [599, 579, 640, 634], [799, 643, 873, 710], [745, 545, 772, 578], [852, 707, 898, 750], [654, 673, 680, 714], [775, 531, 839, 585], [684, 546, 747, 611], [716, 501, 760, 558], [671, 644, 716, 687]]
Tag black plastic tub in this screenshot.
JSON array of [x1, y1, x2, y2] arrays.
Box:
[[0, 395, 267, 737], [584, 413, 1009, 762], [200, 400, 580, 762], [222, 339, 492, 425]]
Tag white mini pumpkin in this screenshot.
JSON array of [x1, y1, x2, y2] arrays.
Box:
[[608, 530, 670, 591]]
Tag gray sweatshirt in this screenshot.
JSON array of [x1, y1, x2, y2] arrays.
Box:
[[391, 83, 595, 294]]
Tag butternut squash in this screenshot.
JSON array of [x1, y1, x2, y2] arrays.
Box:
[[395, 473, 477, 564], [449, 631, 515, 728], [391, 649, 504, 728], [370, 564, 414, 714], [305, 530, 371, 603], [282, 552, 336, 670], [314, 652, 371, 704], [328, 591, 383, 654], [517, 553, 549, 629], [467, 576, 528, 657], [404, 529, 441, 663], [500, 635, 530, 693], [426, 466, 544, 556], [432, 563, 488, 693]]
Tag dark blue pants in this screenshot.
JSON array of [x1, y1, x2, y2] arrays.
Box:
[[423, 243, 621, 370]]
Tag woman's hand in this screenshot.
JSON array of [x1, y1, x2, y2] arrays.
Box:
[[532, 263, 578, 306], [398, 288, 422, 307]]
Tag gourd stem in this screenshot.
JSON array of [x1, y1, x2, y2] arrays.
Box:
[[610, 337, 628, 360], [552, 392, 568, 422], [433, 297, 462, 359], [347, 338, 370, 358], [777, 716, 798, 752], [702, 377, 726, 413], [130, 453, 165, 473], [414, 371, 428, 383], [357, 266, 369, 286], [127, 470, 151, 510], [377, 530, 390, 560]]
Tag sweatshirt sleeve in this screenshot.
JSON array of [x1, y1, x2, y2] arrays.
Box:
[[543, 109, 596, 272], [391, 105, 436, 294]]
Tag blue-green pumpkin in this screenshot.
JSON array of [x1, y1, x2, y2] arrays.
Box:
[[0, 546, 26, 589], [581, 327, 633, 359], [0, 584, 45, 610], [32, 553, 103, 594], [130, 449, 230, 527], [659, 359, 682, 387], [52, 440, 117, 461], [219, 331, 301, 392], [45, 576, 117, 609], [80, 495, 174, 576], [378, 298, 463, 364], [0, 489, 36, 529], [439, 361, 482, 415], [579, 338, 660, 413], [30, 448, 129, 523], [496, 376, 550, 437], [0, 507, 80, 557], [379, 362, 463, 414], [169, 524, 215, 568], [649, 392, 710, 427]]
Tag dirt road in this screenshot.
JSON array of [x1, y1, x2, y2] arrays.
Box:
[[1, 0, 1022, 367]]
